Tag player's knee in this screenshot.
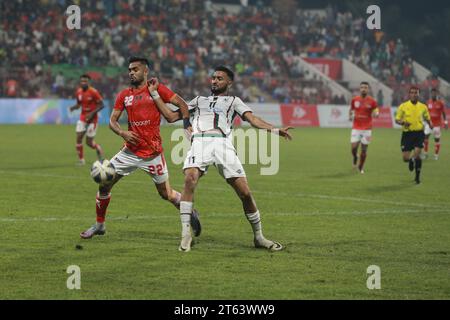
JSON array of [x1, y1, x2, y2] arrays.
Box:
[[184, 172, 199, 189]]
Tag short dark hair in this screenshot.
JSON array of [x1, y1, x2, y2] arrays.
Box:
[[431, 88, 438, 92], [80, 74, 91, 80], [360, 81, 369, 86], [214, 65, 234, 81], [409, 86, 420, 92], [128, 56, 150, 67]]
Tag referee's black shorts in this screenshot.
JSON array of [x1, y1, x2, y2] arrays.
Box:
[[401, 131, 425, 152]]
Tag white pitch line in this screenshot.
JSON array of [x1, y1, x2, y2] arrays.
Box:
[[1, 208, 449, 223], [0, 169, 448, 210], [193, 185, 448, 209]]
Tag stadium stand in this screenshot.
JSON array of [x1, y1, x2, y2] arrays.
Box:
[[0, 0, 447, 105]]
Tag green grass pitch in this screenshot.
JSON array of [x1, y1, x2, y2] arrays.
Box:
[[0, 124, 449, 299]]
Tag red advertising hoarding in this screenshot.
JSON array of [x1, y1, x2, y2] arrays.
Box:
[[280, 104, 320, 127], [372, 107, 394, 128]]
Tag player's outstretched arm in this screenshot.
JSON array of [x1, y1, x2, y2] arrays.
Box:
[[147, 78, 182, 123], [170, 93, 193, 131], [243, 112, 293, 140]]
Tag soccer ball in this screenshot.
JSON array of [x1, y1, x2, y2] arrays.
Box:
[[90, 159, 116, 184]]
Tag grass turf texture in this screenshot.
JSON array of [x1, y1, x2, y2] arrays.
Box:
[[0, 124, 449, 299]]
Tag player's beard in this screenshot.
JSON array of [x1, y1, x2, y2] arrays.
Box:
[[211, 85, 227, 95], [130, 75, 144, 87]]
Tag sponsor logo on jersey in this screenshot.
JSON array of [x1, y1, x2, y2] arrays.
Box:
[[129, 120, 151, 127]]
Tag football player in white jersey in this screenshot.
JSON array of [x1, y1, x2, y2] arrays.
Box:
[[150, 66, 293, 252]]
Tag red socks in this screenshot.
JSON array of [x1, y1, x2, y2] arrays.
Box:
[[435, 143, 441, 155], [96, 193, 111, 223], [76, 144, 84, 160], [88, 142, 103, 159], [424, 140, 429, 153]]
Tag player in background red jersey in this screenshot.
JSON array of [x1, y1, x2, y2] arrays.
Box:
[[348, 82, 379, 174], [80, 57, 201, 239], [69, 74, 105, 165], [423, 88, 448, 160]]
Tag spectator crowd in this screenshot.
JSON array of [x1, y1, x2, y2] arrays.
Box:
[[0, 0, 445, 105]]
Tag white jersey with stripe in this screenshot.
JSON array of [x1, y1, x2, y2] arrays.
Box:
[[188, 95, 252, 136]]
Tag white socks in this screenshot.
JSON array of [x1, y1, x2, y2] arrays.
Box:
[[180, 201, 193, 237], [245, 210, 263, 241]]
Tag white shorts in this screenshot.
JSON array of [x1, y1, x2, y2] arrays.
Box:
[[183, 134, 246, 179], [350, 129, 372, 145], [110, 148, 169, 184], [76, 120, 97, 138], [424, 123, 441, 138]]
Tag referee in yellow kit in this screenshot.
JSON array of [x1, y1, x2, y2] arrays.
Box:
[[395, 86, 433, 184]]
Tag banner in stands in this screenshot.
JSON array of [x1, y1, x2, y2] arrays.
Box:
[[303, 58, 342, 80], [0, 99, 110, 124], [280, 104, 320, 127]]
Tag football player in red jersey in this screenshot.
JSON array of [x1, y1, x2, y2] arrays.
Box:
[[69, 74, 105, 165], [348, 82, 379, 174], [80, 57, 201, 239], [423, 88, 448, 160]]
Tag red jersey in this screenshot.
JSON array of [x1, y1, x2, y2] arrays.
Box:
[[114, 84, 175, 158], [350, 95, 378, 130], [75, 86, 103, 123], [426, 99, 445, 127]]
